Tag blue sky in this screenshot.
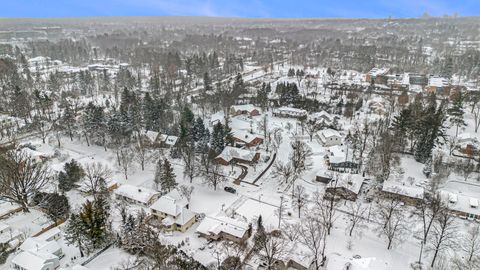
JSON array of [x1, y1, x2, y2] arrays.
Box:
[[2, 0, 479, 18]]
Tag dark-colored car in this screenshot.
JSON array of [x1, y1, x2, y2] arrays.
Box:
[[224, 186, 236, 194]]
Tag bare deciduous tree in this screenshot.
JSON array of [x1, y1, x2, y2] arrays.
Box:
[[271, 161, 295, 186], [346, 201, 367, 237], [376, 199, 408, 250], [0, 151, 50, 212], [178, 185, 194, 207], [292, 185, 308, 218], [83, 162, 112, 200], [427, 210, 457, 268], [118, 148, 134, 180], [204, 164, 227, 190], [460, 224, 480, 263], [296, 215, 326, 269]]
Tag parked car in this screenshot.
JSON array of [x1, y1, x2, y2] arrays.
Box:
[[224, 186, 236, 194]]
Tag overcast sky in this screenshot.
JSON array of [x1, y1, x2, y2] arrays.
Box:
[[2, 0, 478, 18]]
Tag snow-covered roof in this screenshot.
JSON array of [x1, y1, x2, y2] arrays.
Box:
[[114, 184, 159, 205], [278, 241, 315, 269], [215, 146, 257, 163], [382, 181, 424, 200], [196, 215, 249, 239], [36, 227, 61, 242], [273, 107, 307, 116], [150, 189, 188, 217], [231, 104, 258, 113], [144, 130, 159, 142], [309, 111, 333, 123], [11, 250, 57, 270], [0, 222, 21, 245], [458, 133, 479, 144], [232, 130, 263, 144], [172, 208, 195, 226], [428, 77, 449, 87], [328, 174, 364, 195], [326, 145, 356, 164], [320, 128, 341, 139], [439, 181, 480, 216], [164, 135, 178, 146], [367, 67, 390, 77], [20, 237, 62, 255]]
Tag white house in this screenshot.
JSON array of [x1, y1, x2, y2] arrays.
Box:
[[150, 189, 196, 232], [0, 222, 22, 248], [11, 250, 60, 270], [196, 215, 250, 243], [114, 184, 160, 207], [308, 111, 333, 126], [439, 181, 480, 221], [317, 129, 342, 146], [19, 237, 63, 258]]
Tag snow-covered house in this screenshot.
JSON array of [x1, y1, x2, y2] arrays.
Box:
[[325, 145, 359, 173], [315, 171, 333, 184], [273, 107, 307, 119], [12, 234, 64, 270], [36, 227, 61, 242], [11, 250, 60, 270], [150, 190, 196, 233], [196, 215, 250, 243], [425, 76, 451, 95], [214, 146, 260, 165], [325, 174, 364, 201], [457, 133, 480, 156], [232, 130, 264, 148], [19, 237, 63, 258], [155, 134, 179, 148], [308, 111, 334, 126], [230, 104, 260, 117], [439, 181, 480, 220], [365, 67, 390, 84], [141, 130, 160, 146], [276, 241, 316, 270], [114, 184, 160, 207], [0, 222, 22, 248], [317, 128, 342, 147], [209, 112, 225, 127], [382, 181, 424, 205]]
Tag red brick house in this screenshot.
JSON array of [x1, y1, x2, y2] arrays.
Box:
[[232, 130, 264, 148], [214, 146, 260, 165], [230, 104, 260, 117]]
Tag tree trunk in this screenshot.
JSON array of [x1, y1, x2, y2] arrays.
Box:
[[84, 133, 90, 146], [431, 248, 439, 267]]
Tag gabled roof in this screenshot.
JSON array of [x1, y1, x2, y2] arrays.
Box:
[[232, 130, 263, 144], [12, 250, 57, 270], [114, 184, 159, 205], [150, 189, 188, 217], [196, 215, 248, 238], [20, 237, 62, 255], [382, 181, 424, 200], [231, 104, 258, 113], [215, 146, 257, 163], [328, 174, 364, 195], [320, 128, 341, 139]]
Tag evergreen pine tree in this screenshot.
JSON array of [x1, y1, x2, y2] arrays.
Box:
[[211, 122, 225, 155], [192, 117, 206, 142], [161, 159, 177, 193], [447, 91, 466, 137], [154, 159, 163, 190]]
